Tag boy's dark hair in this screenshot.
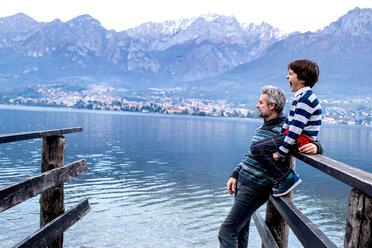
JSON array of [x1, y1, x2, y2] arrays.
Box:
[[288, 59, 319, 88]]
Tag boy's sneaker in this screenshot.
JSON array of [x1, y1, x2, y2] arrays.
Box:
[[272, 184, 280, 192], [272, 171, 302, 197], [272, 169, 298, 192]]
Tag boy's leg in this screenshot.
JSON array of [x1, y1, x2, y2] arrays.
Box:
[[272, 168, 302, 197], [250, 134, 290, 183]]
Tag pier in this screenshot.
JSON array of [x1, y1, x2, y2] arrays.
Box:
[[0, 128, 89, 248], [253, 153, 372, 247]]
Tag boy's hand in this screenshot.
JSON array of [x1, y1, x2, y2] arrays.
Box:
[[298, 143, 318, 154], [227, 177, 237, 195], [272, 152, 280, 161]]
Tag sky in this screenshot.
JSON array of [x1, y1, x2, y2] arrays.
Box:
[[1, 0, 371, 33]]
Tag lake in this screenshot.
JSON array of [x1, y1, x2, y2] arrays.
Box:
[[0, 105, 371, 247]]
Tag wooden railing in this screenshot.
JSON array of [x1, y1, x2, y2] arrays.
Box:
[[252, 152, 372, 248], [0, 128, 90, 248]]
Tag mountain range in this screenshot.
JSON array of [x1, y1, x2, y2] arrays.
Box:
[[0, 7, 371, 105]]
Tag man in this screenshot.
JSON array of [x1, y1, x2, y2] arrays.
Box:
[[218, 86, 323, 247]]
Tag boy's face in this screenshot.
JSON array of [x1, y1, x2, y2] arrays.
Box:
[[286, 69, 305, 92]]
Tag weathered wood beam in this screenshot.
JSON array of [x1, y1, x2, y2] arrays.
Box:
[[252, 211, 279, 248], [269, 195, 337, 248], [12, 198, 90, 248], [0, 159, 87, 213], [0, 127, 83, 144], [264, 198, 290, 248], [344, 188, 372, 248], [263, 156, 295, 248], [294, 153, 372, 198], [40, 135, 66, 248]]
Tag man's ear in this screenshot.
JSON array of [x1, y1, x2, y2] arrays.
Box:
[[269, 102, 276, 111]]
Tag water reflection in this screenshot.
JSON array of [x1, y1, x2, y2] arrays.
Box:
[[0, 106, 371, 247]]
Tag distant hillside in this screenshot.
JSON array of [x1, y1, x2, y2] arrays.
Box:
[[0, 8, 371, 105], [0, 13, 283, 89], [194, 7, 372, 104]]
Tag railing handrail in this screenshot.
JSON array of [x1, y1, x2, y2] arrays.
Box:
[[268, 195, 337, 248], [294, 152, 372, 197], [0, 159, 87, 213], [13, 199, 90, 248], [0, 127, 83, 144], [0, 128, 89, 247], [254, 153, 372, 248]]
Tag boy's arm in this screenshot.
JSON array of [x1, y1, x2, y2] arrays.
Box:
[[277, 99, 319, 158], [277, 107, 310, 158], [298, 141, 324, 155], [281, 118, 289, 134]]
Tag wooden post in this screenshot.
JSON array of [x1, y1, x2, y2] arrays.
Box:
[[263, 156, 296, 248], [40, 136, 66, 248], [344, 188, 372, 248]]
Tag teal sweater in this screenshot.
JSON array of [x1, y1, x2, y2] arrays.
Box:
[[231, 114, 287, 190], [231, 114, 323, 190]]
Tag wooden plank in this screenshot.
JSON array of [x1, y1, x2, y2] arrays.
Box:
[[344, 188, 372, 248], [13, 198, 90, 248], [264, 156, 295, 248], [294, 153, 372, 197], [0, 159, 87, 213], [40, 135, 66, 248], [0, 127, 83, 144], [269, 195, 337, 248], [252, 211, 279, 248], [265, 198, 290, 248]]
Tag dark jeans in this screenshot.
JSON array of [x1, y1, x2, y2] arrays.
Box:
[[218, 181, 271, 248], [250, 133, 290, 184]]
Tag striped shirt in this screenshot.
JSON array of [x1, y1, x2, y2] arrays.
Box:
[[277, 87, 322, 158]]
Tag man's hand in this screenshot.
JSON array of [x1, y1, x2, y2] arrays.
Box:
[[227, 177, 237, 195], [298, 143, 318, 154], [272, 152, 280, 161]]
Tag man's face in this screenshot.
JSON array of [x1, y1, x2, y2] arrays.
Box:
[[256, 94, 273, 119]]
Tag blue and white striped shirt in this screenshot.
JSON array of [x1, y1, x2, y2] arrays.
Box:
[[277, 87, 322, 158]]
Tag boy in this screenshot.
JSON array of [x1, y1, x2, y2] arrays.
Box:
[[250, 59, 322, 197]]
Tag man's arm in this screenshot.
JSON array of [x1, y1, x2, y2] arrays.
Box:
[[314, 141, 324, 154], [226, 177, 237, 195], [227, 161, 244, 194]]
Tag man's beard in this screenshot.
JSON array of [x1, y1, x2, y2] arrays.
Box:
[[258, 110, 268, 119]]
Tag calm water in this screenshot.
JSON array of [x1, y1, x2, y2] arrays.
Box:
[[0, 105, 371, 247]]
